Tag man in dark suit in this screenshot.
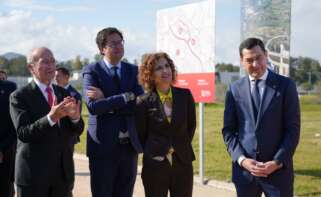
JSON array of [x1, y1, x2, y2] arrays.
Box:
[[9, 47, 84, 197], [222, 38, 300, 197], [55, 66, 82, 196], [55, 67, 82, 103], [55, 67, 82, 144], [0, 79, 17, 197], [83, 27, 143, 197]]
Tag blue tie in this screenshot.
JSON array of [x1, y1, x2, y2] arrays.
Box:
[[111, 66, 120, 91], [252, 79, 261, 121]]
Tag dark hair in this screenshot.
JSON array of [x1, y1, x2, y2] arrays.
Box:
[[56, 67, 70, 77], [96, 27, 123, 55], [239, 37, 266, 57], [138, 52, 177, 91]]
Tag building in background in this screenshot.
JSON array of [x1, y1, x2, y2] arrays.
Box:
[[241, 0, 291, 76]]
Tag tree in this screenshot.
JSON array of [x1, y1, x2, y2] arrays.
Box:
[[290, 56, 321, 85], [72, 55, 83, 71], [216, 63, 240, 72], [0, 56, 8, 69], [94, 54, 103, 61], [7, 56, 29, 76], [83, 58, 90, 67], [122, 58, 129, 63]]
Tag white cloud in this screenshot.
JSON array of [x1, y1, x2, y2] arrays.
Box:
[[122, 28, 155, 62], [3, 0, 33, 7], [291, 1, 321, 62], [0, 10, 97, 61], [215, 28, 240, 65], [0, 10, 154, 63], [3, 0, 93, 12], [25, 5, 92, 12]]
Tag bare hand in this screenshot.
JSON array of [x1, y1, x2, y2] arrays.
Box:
[[241, 158, 268, 177], [48, 96, 70, 123], [63, 97, 81, 120], [87, 86, 104, 100], [0, 152, 3, 163], [254, 161, 281, 176]]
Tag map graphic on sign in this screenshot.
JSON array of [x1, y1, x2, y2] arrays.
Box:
[[157, 0, 215, 74]]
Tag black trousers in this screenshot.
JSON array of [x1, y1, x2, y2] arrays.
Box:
[[0, 146, 15, 197], [89, 143, 138, 197], [142, 153, 193, 197], [16, 162, 73, 197]]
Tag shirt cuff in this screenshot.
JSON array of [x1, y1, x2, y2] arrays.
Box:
[[47, 115, 57, 126], [71, 118, 80, 124], [122, 93, 128, 103], [238, 155, 246, 166]]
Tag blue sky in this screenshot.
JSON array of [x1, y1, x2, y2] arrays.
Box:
[[0, 0, 320, 65]]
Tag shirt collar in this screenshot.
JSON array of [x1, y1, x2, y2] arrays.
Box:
[[64, 84, 71, 90], [33, 77, 53, 93], [157, 87, 173, 104], [248, 68, 268, 82], [103, 57, 121, 70]]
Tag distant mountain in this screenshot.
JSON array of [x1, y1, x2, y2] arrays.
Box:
[[2, 52, 25, 60]]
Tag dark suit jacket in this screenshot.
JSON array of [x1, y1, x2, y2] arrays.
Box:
[[82, 61, 144, 158], [0, 80, 17, 155], [67, 85, 82, 103], [67, 85, 82, 144], [9, 81, 84, 186], [135, 87, 196, 164], [222, 70, 300, 187]]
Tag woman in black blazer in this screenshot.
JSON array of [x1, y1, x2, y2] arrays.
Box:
[[136, 52, 196, 197]]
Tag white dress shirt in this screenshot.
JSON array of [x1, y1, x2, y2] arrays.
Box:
[[238, 69, 269, 166]]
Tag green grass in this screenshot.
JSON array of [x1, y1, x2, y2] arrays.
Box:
[[75, 97, 321, 196]]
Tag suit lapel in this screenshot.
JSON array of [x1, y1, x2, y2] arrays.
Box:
[[52, 85, 64, 103], [30, 81, 51, 114], [120, 62, 129, 91], [98, 61, 118, 92], [170, 87, 179, 127], [239, 78, 256, 126]]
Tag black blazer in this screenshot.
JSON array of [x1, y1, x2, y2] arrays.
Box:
[[9, 81, 84, 186], [0, 80, 17, 154], [135, 87, 196, 164]]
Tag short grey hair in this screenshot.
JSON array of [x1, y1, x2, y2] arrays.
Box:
[[27, 47, 52, 65]]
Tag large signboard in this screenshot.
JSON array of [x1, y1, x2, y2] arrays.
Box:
[[157, 0, 215, 102], [241, 0, 292, 76]]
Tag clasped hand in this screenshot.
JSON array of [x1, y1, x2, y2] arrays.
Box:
[[241, 158, 281, 177], [48, 96, 81, 123]]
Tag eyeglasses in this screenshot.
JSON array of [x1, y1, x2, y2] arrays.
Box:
[[105, 40, 124, 48], [34, 58, 56, 66]]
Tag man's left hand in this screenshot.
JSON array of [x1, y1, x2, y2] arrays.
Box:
[[253, 160, 282, 177], [64, 96, 81, 120]]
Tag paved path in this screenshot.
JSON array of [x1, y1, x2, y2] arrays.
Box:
[[73, 154, 236, 197]]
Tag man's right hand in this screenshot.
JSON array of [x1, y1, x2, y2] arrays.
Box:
[[48, 96, 71, 123], [87, 86, 104, 100], [241, 158, 268, 177]]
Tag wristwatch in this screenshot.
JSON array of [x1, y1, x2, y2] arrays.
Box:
[[124, 92, 135, 102]]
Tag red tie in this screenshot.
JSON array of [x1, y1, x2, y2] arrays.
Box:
[[46, 86, 53, 107]]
